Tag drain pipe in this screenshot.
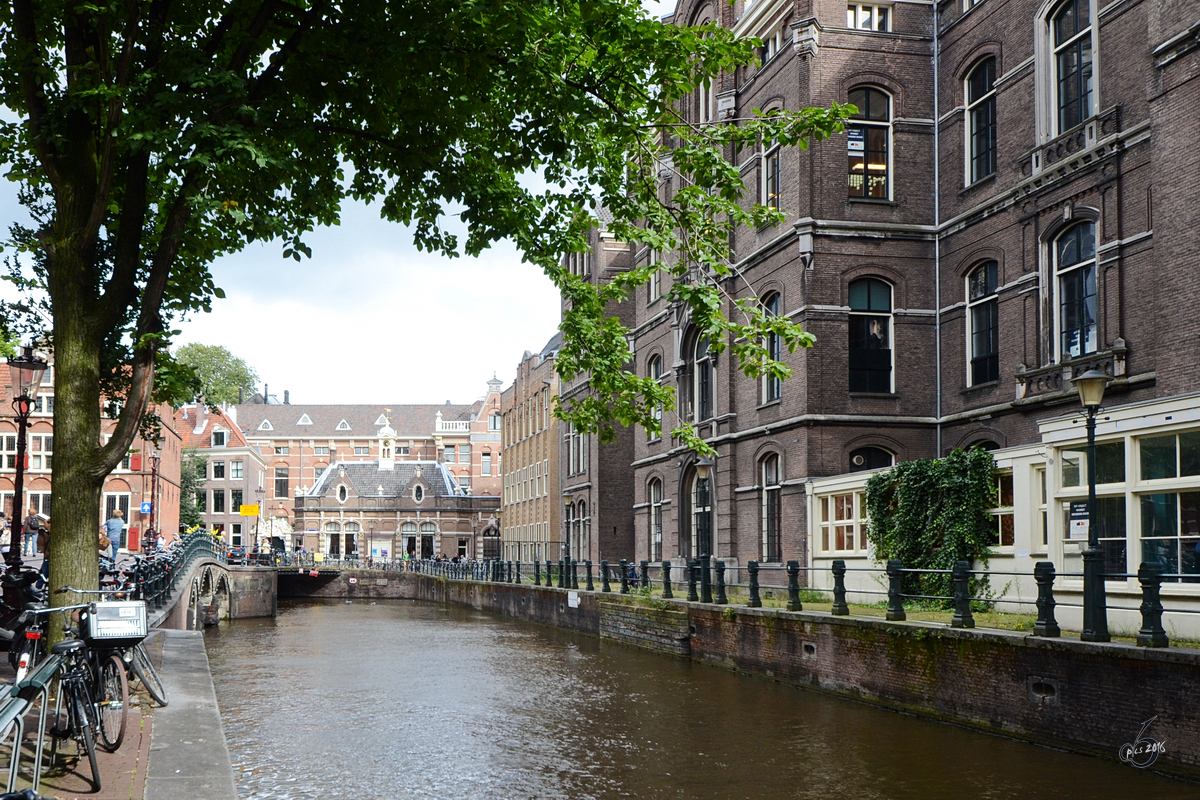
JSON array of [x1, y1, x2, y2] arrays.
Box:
[[932, 3, 943, 457]]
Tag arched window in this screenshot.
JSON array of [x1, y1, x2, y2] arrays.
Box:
[[848, 278, 893, 393], [324, 521, 341, 532], [970, 439, 1001, 452], [849, 446, 894, 472], [648, 355, 663, 440], [762, 292, 782, 402], [420, 522, 437, 533], [1052, 0, 1093, 134], [344, 522, 360, 532], [761, 454, 782, 562], [968, 261, 999, 385], [847, 87, 890, 199], [967, 58, 997, 182], [690, 470, 713, 558], [400, 522, 417, 532], [693, 337, 713, 422], [649, 479, 663, 562], [762, 135, 781, 209], [1055, 222, 1097, 359], [337, 484, 348, 503], [414, 484, 425, 502]]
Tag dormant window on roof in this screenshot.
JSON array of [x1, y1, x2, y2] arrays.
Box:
[[336, 419, 351, 431], [297, 414, 312, 425], [211, 430, 227, 447]]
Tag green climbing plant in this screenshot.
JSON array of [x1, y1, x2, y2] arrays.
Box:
[[863, 448, 998, 605]]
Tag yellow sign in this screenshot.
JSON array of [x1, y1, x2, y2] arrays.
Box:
[[240, 504, 260, 516], [314, 552, 325, 563]]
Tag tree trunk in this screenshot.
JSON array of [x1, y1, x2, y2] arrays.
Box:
[[46, 257, 103, 627]]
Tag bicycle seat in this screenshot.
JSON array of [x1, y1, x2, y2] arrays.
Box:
[[50, 640, 83, 655]]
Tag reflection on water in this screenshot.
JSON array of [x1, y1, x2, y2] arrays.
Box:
[[206, 599, 1195, 800]]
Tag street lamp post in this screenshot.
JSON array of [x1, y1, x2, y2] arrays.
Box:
[[694, 454, 714, 557], [6, 346, 47, 571], [1072, 369, 1111, 643], [562, 491, 573, 564], [255, 485, 266, 551]]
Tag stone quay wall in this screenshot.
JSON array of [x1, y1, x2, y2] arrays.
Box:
[[278, 570, 1200, 782]]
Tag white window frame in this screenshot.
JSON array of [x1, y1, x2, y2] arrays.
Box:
[[761, 137, 781, 210], [816, 491, 867, 555], [846, 3, 891, 32]]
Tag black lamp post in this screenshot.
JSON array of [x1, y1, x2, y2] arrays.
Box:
[[254, 485, 266, 549], [562, 491, 573, 564], [1072, 368, 1111, 643], [6, 346, 47, 571], [695, 454, 714, 556]]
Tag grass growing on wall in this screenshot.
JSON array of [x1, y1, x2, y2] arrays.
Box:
[[864, 448, 998, 605]]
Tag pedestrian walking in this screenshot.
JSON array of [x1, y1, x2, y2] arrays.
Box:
[[21, 509, 37, 556], [104, 508, 124, 562]]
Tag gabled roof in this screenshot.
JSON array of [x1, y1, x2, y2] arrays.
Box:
[[175, 405, 250, 450], [309, 460, 459, 498], [236, 403, 475, 438]]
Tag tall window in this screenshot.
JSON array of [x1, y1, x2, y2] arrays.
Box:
[[648, 250, 661, 304], [693, 337, 713, 422], [848, 278, 893, 392], [761, 454, 781, 562], [274, 466, 289, 499], [482, 452, 492, 476], [690, 471, 712, 558], [1053, 0, 1093, 134], [489, 413, 501, 431], [762, 138, 781, 209], [968, 260, 999, 384], [762, 292, 782, 402], [648, 355, 664, 439], [212, 489, 226, 514], [967, 58, 996, 182], [1056, 222, 1096, 359], [847, 87, 890, 199], [649, 479, 663, 562]]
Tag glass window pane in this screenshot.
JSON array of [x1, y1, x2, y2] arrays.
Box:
[[998, 474, 1014, 507], [1141, 435, 1178, 480], [1000, 513, 1015, 547], [1141, 492, 1178, 538], [1095, 442, 1125, 484], [1180, 432, 1200, 477]]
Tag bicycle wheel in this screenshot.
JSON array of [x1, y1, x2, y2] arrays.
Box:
[[97, 653, 128, 751], [72, 687, 102, 791], [130, 642, 168, 707]]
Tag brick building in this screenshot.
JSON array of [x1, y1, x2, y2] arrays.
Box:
[[570, 0, 1200, 620], [175, 403, 269, 548], [0, 360, 182, 550], [500, 333, 563, 563], [234, 379, 504, 532], [293, 422, 500, 559]]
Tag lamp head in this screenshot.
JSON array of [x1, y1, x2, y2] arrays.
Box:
[[562, 491, 573, 511], [695, 454, 714, 481], [7, 345, 48, 404], [1071, 369, 1110, 409]]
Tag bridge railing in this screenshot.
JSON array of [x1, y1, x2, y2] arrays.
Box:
[[134, 531, 227, 611]]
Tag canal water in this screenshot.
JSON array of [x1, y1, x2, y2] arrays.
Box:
[[205, 599, 1195, 800]]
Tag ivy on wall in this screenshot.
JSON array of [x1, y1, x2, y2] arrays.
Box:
[[864, 448, 997, 603]]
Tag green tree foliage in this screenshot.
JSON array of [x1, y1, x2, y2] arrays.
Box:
[[175, 343, 259, 405], [178, 448, 208, 530], [0, 1, 846, 603], [864, 448, 998, 603]]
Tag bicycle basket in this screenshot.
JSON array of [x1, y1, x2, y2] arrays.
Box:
[[84, 600, 147, 644]]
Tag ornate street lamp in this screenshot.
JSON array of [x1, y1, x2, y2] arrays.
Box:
[[6, 346, 47, 570], [694, 454, 714, 481], [254, 485, 266, 550], [1072, 368, 1111, 643]]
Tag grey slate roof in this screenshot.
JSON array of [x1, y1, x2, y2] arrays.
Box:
[[310, 460, 459, 498], [236, 403, 477, 438], [539, 331, 564, 361]]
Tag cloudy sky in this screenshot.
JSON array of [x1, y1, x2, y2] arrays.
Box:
[[0, 1, 678, 406]]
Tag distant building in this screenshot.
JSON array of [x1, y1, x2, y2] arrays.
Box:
[[500, 333, 563, 563], [175, 404, 269, 549], [0, 360, 181, 550], [294, 422, 500, 559], [235, 379, 504, 530]]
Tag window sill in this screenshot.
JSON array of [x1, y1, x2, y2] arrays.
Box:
[[849, 392, 899, 399], [961, 380, 1000, 396], [848, 197, 896, 206], [756, 399, 783, 411], [960, 173, 996, 195]]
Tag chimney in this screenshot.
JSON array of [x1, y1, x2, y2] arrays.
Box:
[[284, 390, 290, 405], [264, 383, 268, 405], [238, 386, 244, 404]]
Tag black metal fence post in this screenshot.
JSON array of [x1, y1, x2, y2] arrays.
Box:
[[508, 560, 514, 583], [1137, 562, 1169, 648], [747, 560, 762, 608], [640, 560, 650, 591], [546, 560, 553, 588], [515, 560, 522, 584], [686, 560, 699, 602], [661, 560, 673, 599], [951, 560, 975, 628], [557, 559, 565, 589], [571, 559, 579, 590], [700, 554, 713, 603], [601, 560, 611, 592], [714, 559, 728, 604], [586, 560, 594, 591], [886, 560, 906, 621], [534, 559, 541, 586], [619, 559, 630, 594], [786, 560, 802, 611], [831, 560, 849, 615], [1033, 561, 1060, 637]]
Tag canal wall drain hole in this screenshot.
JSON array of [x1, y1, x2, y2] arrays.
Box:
[[802, 642, 817, 657], [559, 604, 566, 613], [1027, 676, 1059, 705]]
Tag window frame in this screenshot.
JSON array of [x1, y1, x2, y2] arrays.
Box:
[[1053, 221, 1097, 362], [846, 3, 892, 32], [761, 454, 782, 562], [966, 57, 997, 184], [848, 277, 894, 393], [693, 336, 714, 422], [762, 137, 782, 210], [1050, 0, 1094, 136], [649, 478, 664, 562], [817, 491, 867, 555], [761, 293, 782, 403], [967, 260, 1000, 386], [846, 86, 892, 200]]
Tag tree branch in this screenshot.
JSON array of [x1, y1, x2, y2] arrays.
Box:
[[246, 0, 328, 105], [10, 0, 63, 191], [92, 342, 156, 480]]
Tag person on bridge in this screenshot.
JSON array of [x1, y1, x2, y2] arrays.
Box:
[[104, 509, 124, 562]]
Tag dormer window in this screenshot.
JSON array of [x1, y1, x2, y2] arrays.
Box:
[[337, 484, 348, 503], [258, 419, 273, 431], [374, 414, 389, 425], [212, 430, 227, 447], [297, 414, 312, 425], [336, 419, 351, 431], [414, 485, 424, 503]]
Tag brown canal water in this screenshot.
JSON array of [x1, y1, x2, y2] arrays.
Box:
[[205, 599, 1196, 800]]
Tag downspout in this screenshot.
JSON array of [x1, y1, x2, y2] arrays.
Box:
[[932, 2, 943, 457]]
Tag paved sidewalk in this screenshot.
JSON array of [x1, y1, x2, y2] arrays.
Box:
[[143, 631, 236, 800]]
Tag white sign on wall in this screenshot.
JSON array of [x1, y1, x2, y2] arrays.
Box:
[[567, 591, 580, 609]]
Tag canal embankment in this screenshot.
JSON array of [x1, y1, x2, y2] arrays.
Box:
[[279, 569, 1200, 783]]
